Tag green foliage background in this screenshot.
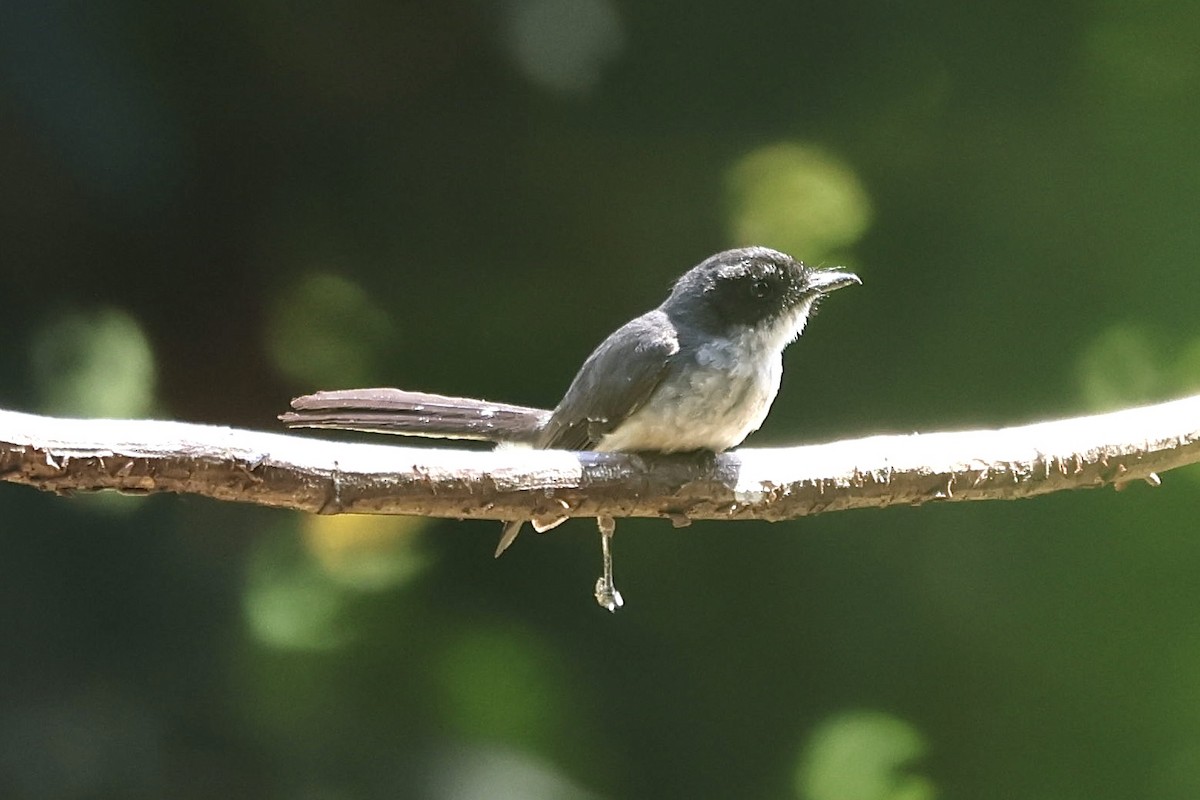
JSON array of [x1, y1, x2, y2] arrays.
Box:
[[3, 2, 1200, 797]]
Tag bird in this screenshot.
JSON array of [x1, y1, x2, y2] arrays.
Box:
[[281, 247, 860, 608]]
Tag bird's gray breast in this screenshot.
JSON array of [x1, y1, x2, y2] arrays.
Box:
[[596, 325, 784, 453]]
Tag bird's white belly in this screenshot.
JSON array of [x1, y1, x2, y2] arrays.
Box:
[[597, 332, 783, 453]]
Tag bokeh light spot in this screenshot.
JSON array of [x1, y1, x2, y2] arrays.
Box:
[[424, 742, 602, 800], [302, 513, 430, 591], [1084, 15, 1200, 100], [796, 710, 935, 800], [1077, 324, 1162, 410], [502, 0, 624, 94], [726, 142, 872, 262], [1172, 336, 1200, 395], [243, 530, 355, 652], [1167, 335, 1200, 486], [29, 308, 157, 418], [435, 626, 568, 752], [266, 271, 396, 387]]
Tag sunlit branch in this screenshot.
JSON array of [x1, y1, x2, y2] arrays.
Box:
[[1, 395, 1198, 525]]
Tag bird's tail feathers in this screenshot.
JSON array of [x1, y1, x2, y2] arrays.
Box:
[[280, 388, 550, 444]]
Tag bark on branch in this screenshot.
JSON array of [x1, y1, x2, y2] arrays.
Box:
[[1, 396, 1198, 526]]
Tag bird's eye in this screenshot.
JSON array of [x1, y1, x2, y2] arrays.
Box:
[[750, 279, 773, 298]]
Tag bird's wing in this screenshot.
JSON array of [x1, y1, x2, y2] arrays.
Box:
[[496, 310, 679, 557], [536, 309, 680, 451]]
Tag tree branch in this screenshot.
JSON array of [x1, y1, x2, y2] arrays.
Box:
[[1, 396, 1198, 526]]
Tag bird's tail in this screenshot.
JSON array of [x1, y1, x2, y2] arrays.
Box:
[[280, 388, 551, 444], [495, 520, 524, 558]]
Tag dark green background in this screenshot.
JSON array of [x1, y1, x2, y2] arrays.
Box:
[[3, 2, 1200, 798]]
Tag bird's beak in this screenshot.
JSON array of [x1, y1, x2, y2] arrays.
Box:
[[806, 268, 862, 295]]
